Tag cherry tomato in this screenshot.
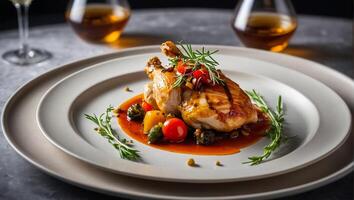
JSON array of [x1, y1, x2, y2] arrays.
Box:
[[176, 61, 188, 74], [142, 101, 154, 112], [192, 69, 210, 84], [162, 118, 188, 142]]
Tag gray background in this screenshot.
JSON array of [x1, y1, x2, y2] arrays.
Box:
[[0, 9, 353, 200]]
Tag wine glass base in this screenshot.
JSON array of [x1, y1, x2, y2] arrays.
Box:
[[2, 48, 52, 66]]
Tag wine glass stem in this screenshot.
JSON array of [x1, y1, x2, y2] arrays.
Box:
[[15, 3, 30, 55]]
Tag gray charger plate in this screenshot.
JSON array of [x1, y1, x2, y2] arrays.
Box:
[[2, 46, 353, 200]]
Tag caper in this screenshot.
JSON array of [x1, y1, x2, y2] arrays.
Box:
[[187, 158, 196, 167], [124, 87, 132, 92], [215, 160, 223, 166]]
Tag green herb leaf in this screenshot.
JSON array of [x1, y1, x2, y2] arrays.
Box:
[[243, 90, 284, 165], [85, 106, 140, 161], [170, 42, 225, 88], [172, 75, 188, 88]]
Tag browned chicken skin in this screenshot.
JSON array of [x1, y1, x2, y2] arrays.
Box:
[[181, 73, 258, 132], [144, 56, 181, 115], [144, 41, 258, 132], [160, 41, 181, 57]]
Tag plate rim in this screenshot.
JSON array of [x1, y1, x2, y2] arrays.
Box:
[[36, 45, 351, 183], [2, 45, 354, 199]]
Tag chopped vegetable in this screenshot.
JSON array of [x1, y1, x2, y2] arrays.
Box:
[[162, 118, 188, 142], [170, 43, 224, 88], [194, 129, 216, 145], [143, 110, 166, 133], [127, 104, 145, 121], [176, 61, 188, 74], [142, 101, 154, 112], [148, 123, 163, 144], [187, 158, 196, 167], [192, 69, 210, 84]]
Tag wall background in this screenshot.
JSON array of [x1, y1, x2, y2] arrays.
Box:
[[0, 0, 352, 30]]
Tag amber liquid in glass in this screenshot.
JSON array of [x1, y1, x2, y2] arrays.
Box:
[[67, 4, 130, 43], [233, 12, 297, 52]]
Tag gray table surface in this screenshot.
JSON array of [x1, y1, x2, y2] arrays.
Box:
[[0, 9, 352, 200]]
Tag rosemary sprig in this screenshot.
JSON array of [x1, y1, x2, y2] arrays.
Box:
[[168, 56, 179, 67], [244, 90, 284, 165], [170, 43, 224, 87], [172, 75, 188, 88], [84, 106, 140, 161]]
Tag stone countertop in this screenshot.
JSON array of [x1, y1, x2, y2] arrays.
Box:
[[0, 9, 352, 200]]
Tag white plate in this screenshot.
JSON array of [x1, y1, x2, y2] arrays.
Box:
[[2, 46, 353, 199], [36, 46, 351, 183]]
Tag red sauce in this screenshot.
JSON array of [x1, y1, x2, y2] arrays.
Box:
[[117, 94, 270, 155]]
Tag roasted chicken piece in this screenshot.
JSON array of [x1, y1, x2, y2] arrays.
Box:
[[160, 41, 181, 57], [144, 56, 181, 115], [144, 41, 258, 132], [181, 73, 258, 132]]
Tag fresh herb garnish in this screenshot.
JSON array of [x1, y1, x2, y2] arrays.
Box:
[[170, 43, 224, 88], [168, 56, 180, 67], [172, 74, 188, 88], [244, 90, 284, 165], [85, 106, 140, 161]]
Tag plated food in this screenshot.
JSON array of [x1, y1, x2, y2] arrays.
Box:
[[35, 44, 351, 183], [86, 41, 285, 165]]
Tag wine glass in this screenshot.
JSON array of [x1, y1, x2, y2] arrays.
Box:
[[66, 0, 131, 44], [3, 0, 51, 66], [231, 0, 297, 52]]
